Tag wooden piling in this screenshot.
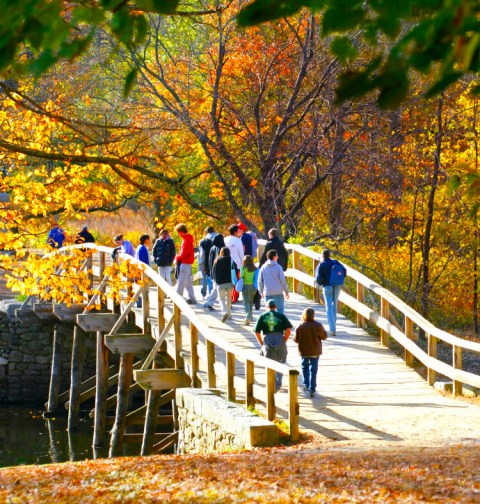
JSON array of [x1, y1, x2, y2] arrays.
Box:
[[140, 362, 161, 456], [45, 323, 67, 415], [68, 325, 87, 430], [93, 330, 109, 447], [109, 352, 134, 457]]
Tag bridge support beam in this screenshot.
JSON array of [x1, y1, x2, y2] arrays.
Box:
[[68, 325, 87, 430], [45, 322, 71, 415], [109, 352, 134, 457], [93, 330, 109, 448]]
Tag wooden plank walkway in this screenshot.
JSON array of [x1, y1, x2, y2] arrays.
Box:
[[151, 285, 480, 449]]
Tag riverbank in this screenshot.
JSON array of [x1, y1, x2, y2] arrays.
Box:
[[1, 443, 479, 502]]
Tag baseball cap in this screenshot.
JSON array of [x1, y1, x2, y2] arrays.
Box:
[[237, 222, 247, 231], [267, 299, 277, 308]]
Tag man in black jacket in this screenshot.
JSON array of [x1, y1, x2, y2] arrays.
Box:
[[152, 229, 176, 286], [259, 228, 288, 271]]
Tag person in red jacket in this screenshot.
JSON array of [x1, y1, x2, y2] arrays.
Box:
[[174, 223, 197, 304]]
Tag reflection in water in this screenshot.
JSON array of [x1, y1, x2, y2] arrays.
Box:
[[0, 407, 137, 468]]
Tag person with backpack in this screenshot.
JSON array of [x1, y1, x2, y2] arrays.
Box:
[[152, 229, 176, 286], [47, 223, 66, 249], [211, 247, 238, 323], [259, 228, 288, 271], [203, 233, 225, 311], [198, 226, 216, 299], [315, 249, 347, 336]]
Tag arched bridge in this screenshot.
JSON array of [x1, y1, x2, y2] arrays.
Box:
[[16, 241, 480, 454]]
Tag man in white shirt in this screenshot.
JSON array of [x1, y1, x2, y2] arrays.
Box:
[[224, 224, 244, 303]]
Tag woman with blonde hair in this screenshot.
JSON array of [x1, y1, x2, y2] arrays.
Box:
[[294, 307, 327, 397]]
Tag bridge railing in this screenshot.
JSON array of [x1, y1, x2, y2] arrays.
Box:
[[277, 241, 480, 394], [45, 244, 299, 441]]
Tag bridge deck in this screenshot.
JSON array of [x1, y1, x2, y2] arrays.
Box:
[[153, 285, 480, 449]]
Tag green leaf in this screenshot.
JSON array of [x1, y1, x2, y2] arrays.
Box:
[[72, 6, 106, 25], [322, 4, 365, 35], [377, 69, 409, 109], [335, 70, 374, 104], [124, 69, 138, 97], [237, 0, 314, 27], [330, 36, 358, 63], [135, 0, 180, 14]]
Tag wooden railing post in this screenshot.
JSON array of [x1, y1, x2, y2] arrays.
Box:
[[173, 304, 183, 369], [453, 345, 463, 396], [288, 370, 299, 441], [93, 330, 109, 448], [356, 282, 366, 328], [404, 317, 414, 367], [190, 323, 200, 387], [380, 297, 390, 346], [157, 286, 165, 333], [292, 250, 302, 294], [141, 277, 150, 335], [313, 258, 321, 304], [206, 340, 216, 388], [227, 351, 235, 402], [266, 368, 276, 421], [427, 334, 437, 386], [246, 360, 254, 408]]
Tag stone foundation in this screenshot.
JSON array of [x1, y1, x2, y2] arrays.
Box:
[[0, 300, 96, 404], [176, 388, 279, 454]]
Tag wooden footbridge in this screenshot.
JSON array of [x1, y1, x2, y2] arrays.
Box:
[[15, 241, 480, 456]]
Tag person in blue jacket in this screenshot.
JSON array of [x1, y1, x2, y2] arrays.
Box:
[[47, 223, 66, 249], [135, 234, 151, 265], [315, 249, 347, 336]]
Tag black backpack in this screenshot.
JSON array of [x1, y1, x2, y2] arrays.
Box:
[[200, 238, 214, 275]]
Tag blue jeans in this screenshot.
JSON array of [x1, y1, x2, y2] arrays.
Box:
[[301, 357, 319, 392], [242, 284, 256, 322], [265, 294, 285, 313], [201, 270, 213, 297], [323, 285, 341, 332]]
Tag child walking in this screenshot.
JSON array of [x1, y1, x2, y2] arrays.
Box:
[[239, 255, 258, 326], [294, 307, 328, 397]]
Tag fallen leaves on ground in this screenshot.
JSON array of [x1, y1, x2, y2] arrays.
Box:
[[1, 444, 479, 503]]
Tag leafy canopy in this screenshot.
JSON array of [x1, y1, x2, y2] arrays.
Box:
[[237, 0, 480, 109]]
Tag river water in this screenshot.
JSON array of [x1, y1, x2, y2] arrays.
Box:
[[0, 407, 138, 468]]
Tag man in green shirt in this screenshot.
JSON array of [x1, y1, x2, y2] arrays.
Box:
[[254, 299, 293, 392]]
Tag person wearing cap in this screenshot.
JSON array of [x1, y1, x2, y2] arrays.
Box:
[[75, 225, 95, 245], [255, 298, 293, 392], [237, 222, 253, 256]]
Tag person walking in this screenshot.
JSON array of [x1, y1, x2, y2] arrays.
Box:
[[294, 307, 328, 397], [113, 234, 135, 257], [259, 228, 288, 271], [203, 233, 225, 311], [315, 249, 347, 336], [135, 234, 150, 307], [152, 229, 176, 286], [254, 299, 293, 392], [258, 249, 289, 313], [224, 224, 244, 303], [47, 222, 66, 249], [74, 225, 95, 244], [239, 255, 258, 325], [174, 223, 197, 305], [135, 234, 151, 265], [237, 222, 253, 256], [198, 226, 216, 299], [211, 247, 238, 323]]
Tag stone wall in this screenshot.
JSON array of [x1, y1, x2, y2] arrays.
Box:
[[0, 300, 96, 404], [176, 388, 279, 454]]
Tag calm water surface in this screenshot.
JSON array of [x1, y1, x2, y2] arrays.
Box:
[[0, 407, 138, 468]]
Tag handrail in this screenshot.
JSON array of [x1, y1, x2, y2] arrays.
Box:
[[43, 243, 299, 439], [276, 240, 480, 394]]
